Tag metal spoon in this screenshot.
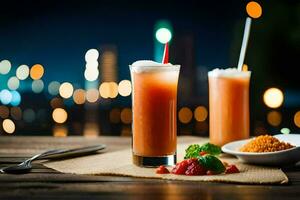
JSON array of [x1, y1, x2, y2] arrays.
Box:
[[0, 144, 106, 174]]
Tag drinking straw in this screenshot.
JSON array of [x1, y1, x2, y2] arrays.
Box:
[[237, 17, 252, 71], [162, 42, 169, 64]]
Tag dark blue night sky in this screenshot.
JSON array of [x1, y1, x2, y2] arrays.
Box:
[[0, 0, 248, 87], [0, 0, 299, 136]]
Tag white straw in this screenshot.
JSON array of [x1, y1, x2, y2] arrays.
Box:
[[237, 17, 252, 71]]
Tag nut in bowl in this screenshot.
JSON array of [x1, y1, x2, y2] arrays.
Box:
[[221, 134, 300, 166]]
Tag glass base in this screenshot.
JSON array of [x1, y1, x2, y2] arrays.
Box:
[[132, 153, 176, 167]]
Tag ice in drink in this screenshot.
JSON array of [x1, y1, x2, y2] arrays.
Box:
[[208, 68, 251, 146], [130, 60, 180, 167]]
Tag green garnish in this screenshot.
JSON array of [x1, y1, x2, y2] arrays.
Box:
[[184, 144, 201, 159], [198, 155, 226, 173], [184, 143, 222, 159], [199, 143, 222, 156]]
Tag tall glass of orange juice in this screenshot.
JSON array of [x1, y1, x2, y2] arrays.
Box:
[[208, 68, 251, 146], [130, 60, 180, 167]]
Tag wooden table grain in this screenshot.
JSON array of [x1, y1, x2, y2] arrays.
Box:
[[0, 136, 300, 200]]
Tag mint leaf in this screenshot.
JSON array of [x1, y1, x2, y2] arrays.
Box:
[[199, 143, 222, 156], [184, 143, 222, 159], [184, 144, 201, 159], [198, 155, 225, 174]]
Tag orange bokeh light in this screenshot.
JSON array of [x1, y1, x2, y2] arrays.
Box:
[[73, 89, 86, 104], [242, 64, 248, 72], [246, 1, 262, 19], [294, 111, 300, 128], [179, 107, 193, 124], [30, 64, 44, 80], [267, 111, 282, 127], [120, 108, 132, 124]]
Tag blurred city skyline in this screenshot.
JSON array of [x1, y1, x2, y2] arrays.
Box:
[[0, 0, 299, 136]]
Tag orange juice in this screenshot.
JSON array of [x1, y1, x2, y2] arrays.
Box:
[[130, 61, 180, 167], [208, 68, 251, 146]]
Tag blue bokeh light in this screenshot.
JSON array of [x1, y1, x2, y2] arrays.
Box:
[[0, 89, 13, 105], [10, 90, 21, 106]]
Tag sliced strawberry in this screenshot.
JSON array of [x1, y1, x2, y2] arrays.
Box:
[[171, 160, 190, 175], [185, 161, 206, 175]]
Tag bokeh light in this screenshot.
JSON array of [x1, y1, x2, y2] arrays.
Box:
[[10, 91, 21, 106], [50, 97, 64, 108], [0, 89, 12, 105], [23, 109, 35, 123], [194, 106, 208, 122], [118, 80, 132, 97], [0, 105, 9, 119], [101, 51, 117, 82], [109, 108, 121, 123], [48, 81, 60, 95], [30, 64, 44, 80], [84, 68, 99, 81], [7, 76, 20, 90], [294, 111, 300, 128], [86, 89, 99, 103], [52, 108, 68, 123], [121, 126, 131, 137], [53, 125, 68, 137], [59, 82, 74, 99], [99, 82, 109, 98], [155, 28, 172, 44], [179, 107, 193, 124], [10, 107, 22, 120], [281, 128, 290, 135], [85, 49, 99, 62], [32, 80, 44, 93], [120, 108, 132, 124], [246, 1, 262, 19], [267, 111, 282, 126], [85, 61, 99, 69], [263, 88, 284, 108], [73, 89, 86, 104], [254, 126, 268, 136], [84, 123, 99, 138], [16, 64, 30, 80], [99, 82, 118, 98], [0, 60, 11, 75], [2, 119, 15, 134], [109, 82, 118, 98], [242, 64, 248, 72]]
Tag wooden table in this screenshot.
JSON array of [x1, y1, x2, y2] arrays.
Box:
[[1, 136, 300, 200]]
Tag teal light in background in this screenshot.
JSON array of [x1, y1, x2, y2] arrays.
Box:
[[0, 89, 12, 105], [32, 80, 44, 93], [85, 80, 99, 90], [10, 90, 21, 106], [154, 20, 173, 62], [156, 28, 172, 44], [48, 81, 61, 96]]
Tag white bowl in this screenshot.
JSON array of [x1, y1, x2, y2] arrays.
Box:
[[221, 134, 300, 166]]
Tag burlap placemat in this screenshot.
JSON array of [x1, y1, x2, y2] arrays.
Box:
[[44, 141, 288, 184]]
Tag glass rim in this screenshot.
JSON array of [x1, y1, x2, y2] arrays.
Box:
[[208, 69, 251, 78], [129, 65, 180, 71], [129, 64, 180, 68]]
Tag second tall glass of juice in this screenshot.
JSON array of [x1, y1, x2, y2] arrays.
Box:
[[130, 61, 180, 167], [208, 68, 251, 146]]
